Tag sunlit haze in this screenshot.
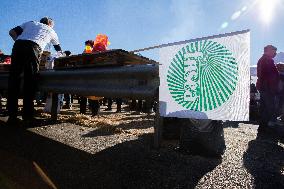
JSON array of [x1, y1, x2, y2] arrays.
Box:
[[258, 0, 280, 24], [1, 0, 284, 65]]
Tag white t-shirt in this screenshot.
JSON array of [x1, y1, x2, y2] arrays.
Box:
[[17, 21, 60, 51]]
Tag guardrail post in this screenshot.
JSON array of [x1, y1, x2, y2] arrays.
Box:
[[154, 112, 163, 149], [51, 93, 58, 121]]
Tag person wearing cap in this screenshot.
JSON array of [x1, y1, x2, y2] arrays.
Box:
[[256, 45, 280, 133], [80, 40, 101, 116], [0, 50, 10, 63], [7, 17, 63, 126]]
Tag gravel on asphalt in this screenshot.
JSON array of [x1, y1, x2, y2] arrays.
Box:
[[0, 107, 284, 189]]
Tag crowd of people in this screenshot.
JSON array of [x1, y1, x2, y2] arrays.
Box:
[[0, 17, 156, 127], [1, 16, 283, 134]]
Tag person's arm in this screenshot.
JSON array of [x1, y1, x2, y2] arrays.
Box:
[[9, 26, 23, 41], [268, 60, 280, 93], [53, 44, 62, 52], [50, 31, 62, 53]]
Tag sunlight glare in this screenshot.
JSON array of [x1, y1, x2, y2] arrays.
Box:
[[258, 0, 279, 24]]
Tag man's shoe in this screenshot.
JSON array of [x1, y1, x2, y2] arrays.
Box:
[[23, 118, 41, 128], [268, 120, 284, 127], [104, 108, 112, 111], [36, 101, 43, 106], [6, 117, 22, 127], [268, 121, 275, 127], [62, 104, 72, 109]]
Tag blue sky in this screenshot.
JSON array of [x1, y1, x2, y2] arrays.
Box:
[[1, 0, 284, 65]]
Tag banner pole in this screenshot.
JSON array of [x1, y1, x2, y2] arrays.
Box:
[[130, 29, 250, 53]]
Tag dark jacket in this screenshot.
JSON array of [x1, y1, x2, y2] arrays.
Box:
[[256, 54, 279, 94]]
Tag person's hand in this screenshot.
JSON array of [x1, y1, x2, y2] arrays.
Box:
[[56, 51, 64, 57]]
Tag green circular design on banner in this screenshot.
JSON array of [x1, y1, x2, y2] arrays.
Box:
[[167, 40, 238, 111]]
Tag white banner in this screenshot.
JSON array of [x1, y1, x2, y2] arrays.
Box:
[[159, 30, 250, 121]]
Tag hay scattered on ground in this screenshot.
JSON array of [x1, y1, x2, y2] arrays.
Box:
[[38, 108, 154, 135]]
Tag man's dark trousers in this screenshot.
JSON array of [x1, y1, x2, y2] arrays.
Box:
[[259, 91, 277, 131], [7, 40, 41, 120]]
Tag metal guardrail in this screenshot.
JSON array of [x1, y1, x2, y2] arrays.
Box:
[[0, 64, 160, 99], [0, 73, 8, 90], [0, 63, 162, 148]]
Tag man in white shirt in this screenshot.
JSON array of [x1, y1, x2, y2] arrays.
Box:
[[7, 17, 63, 126]]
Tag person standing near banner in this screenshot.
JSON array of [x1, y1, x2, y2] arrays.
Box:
[[256, 45, 279, 133], [7, 17, 62, 126]]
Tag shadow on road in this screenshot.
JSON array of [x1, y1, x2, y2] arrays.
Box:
[[0, 120, 221, 189], [243, 137, 284, 188]]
